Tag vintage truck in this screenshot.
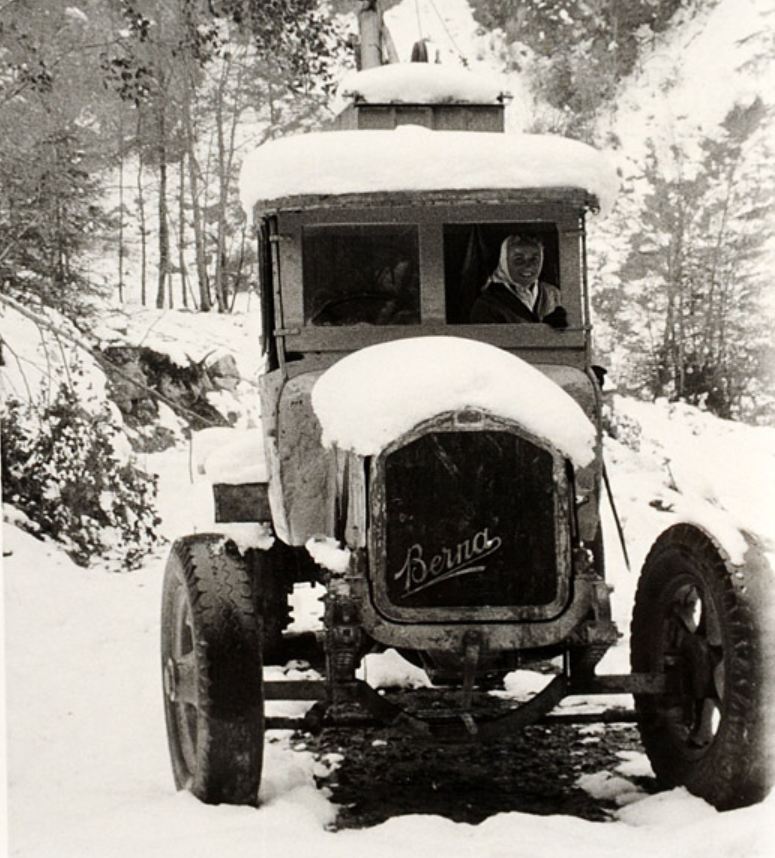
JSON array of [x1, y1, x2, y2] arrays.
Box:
[[160, 60, 773, 813]]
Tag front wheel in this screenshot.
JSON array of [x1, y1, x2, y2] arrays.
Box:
[[631, 524, 773, 809], [161, 534, 264, 806]]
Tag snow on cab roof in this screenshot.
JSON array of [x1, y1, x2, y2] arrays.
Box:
[[311, 336, 596, 467], [239, 126, 619, 216], [337, 63, 509, 104]]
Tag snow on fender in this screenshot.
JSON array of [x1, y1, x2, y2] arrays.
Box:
[[311, 336, 596, 468]]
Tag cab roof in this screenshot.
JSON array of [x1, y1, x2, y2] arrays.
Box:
[[238, 126, 619, 217]]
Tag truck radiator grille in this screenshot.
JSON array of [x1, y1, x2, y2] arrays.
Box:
[[381, 430, 559, 611]]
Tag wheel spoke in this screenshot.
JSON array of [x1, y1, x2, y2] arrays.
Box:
[[690, 698, 719, 747], [172, 651, 199, 706], [702, 594, 723, 647], [675, 584, 701, 634], [177, 702, 199, 775], [166, 581, 201, 774], [712, 653, 725, 700]]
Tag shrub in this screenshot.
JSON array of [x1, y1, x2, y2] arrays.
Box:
[[601, 400, 642, 451], [2, 382, 161, 568]]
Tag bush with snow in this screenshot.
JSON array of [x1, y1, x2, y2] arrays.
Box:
[[602, 399, 642, 451], [2, 381, 160, 569]]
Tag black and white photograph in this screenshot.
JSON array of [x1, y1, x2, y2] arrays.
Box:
[[2, 1, 774, 855]]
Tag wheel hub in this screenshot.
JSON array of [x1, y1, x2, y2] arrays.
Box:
[[665, 580, 725, 751]]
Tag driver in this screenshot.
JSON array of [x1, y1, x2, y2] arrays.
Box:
[[469, 234, 568, 327], [311, 257, 419, 325], [373, 258, 418, 324]]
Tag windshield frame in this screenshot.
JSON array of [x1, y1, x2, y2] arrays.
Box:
[[269, 198, 589, 365]]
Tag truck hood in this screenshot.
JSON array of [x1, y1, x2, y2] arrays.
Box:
[[311, 336, 597, 468]]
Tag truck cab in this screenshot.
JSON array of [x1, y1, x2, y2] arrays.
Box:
[[238, 83, 618, 683]]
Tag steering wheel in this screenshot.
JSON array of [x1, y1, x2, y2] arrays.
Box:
[[309, 292, 396, 325]]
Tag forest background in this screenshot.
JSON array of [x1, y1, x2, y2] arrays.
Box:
[[1, 0, 774, 424]]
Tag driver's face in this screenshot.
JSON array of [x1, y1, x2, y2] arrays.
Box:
[[506, 242, 542, 286]]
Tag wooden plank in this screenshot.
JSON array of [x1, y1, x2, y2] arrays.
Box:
[[569, 673, 667, 695], [278, 221, 304, 330], [264, 680, 327, 701], [282, 323, 586, 353], [539, 710, 639, 725], [419, 221, 445, 323], [265, 716, 307, 731], [260, 188, 596, 216], [558, 219, 584, 328]]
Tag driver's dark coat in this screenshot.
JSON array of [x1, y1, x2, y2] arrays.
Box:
[[469, 281, 562, 324]]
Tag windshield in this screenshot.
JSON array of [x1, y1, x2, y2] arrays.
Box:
[[303, 224, 421, 326]]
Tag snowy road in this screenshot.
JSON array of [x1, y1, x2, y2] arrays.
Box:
[[4, 397, 775, 856]]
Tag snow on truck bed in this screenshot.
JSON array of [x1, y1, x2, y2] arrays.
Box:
[[311, 336, 596, 467], [337, 63, 508, 104], [238, 125, 619, 215]]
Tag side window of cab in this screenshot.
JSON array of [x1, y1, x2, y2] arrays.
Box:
[[442, 224, 562, 325], [303, 224, 420, 326]]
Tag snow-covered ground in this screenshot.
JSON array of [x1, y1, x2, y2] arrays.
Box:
[[4, 370, 775, 856]]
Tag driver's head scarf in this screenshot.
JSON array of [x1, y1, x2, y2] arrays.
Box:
[[487, 234, 544, 308]]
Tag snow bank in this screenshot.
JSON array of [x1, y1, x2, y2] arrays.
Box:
[[609, 396, 775, 564], [146, 440, 274, 554], [239, 127, 619, 215], [338, 63, 507, 104], [198, 428, 267, 484], [1, 303, 110, 409], [94, 305, 263, 432], [94, 305, 263, 379], [577, 771, 646, 806], [311, 336, 596, 467]]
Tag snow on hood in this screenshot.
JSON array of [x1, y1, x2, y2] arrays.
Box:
[[239, 127, 619, 216], [311, 336, 596, 467], [337, 63, 508, 104]]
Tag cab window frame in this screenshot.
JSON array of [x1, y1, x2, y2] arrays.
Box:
[[301, 222, 422, 327], [272, 201, 587, 362]]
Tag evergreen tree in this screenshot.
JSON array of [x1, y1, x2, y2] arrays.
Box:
[[0, 1, 119, 315], [594, 99, 775, 420], [468, 0, 711, 141]]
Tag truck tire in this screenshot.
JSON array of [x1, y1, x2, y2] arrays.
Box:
[[631, 523, 773, 809], [161, 534, 264, 806]]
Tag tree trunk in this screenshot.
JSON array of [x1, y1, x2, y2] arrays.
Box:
[[178, 155, 191, 309], [229, 221, 248, 312], [181, 60, 211, 311], [156, 107, 170, 310], [212, 47, 247, 313], [137, 115, 148, 306], [117, 111, 125, 303], [213, 60, 229, 313]]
